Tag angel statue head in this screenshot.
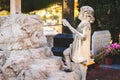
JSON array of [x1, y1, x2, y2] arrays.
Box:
[[78, 6, 95, 23]]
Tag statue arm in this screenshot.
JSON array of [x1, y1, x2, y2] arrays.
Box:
[[80, 23, 90, 40], [62, 19, 82, 37], [82, 29, 87, 40]]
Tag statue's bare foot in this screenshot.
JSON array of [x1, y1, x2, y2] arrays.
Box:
[[63, 66, 72, 72], [64, 68, 72, 72]]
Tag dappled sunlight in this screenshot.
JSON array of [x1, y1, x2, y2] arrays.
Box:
[[0, 10, 9, 16], [29, 4, 62, 25], [29, 4, 62, 33]]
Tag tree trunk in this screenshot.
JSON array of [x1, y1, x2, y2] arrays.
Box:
[[62, 0, 74, 33]]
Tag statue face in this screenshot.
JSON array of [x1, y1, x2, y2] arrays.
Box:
[[87, 12, 95, 23], [78, 6, 95, 23]]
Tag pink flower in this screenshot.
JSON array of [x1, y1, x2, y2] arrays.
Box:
[[111, 43, 120, 49], [103, 42, 120, 57]]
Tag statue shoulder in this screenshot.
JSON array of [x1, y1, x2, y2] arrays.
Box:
[[78, 21, 90, 28]]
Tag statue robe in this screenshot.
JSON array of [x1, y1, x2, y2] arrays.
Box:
[[71, 21, 91, 64]]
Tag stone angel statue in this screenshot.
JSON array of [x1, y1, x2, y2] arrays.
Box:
[[63, 6, 95, 80]]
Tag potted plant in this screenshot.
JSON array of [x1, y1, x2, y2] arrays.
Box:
[[93, 42, 120, 65], [93, 52, 104, 69], [104, 43, 120, 64]]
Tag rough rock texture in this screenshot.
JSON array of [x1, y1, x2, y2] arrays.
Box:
[[0, 14, 80, 80]]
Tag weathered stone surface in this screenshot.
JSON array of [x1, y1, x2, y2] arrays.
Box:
[[0, 14, 46, 50], [0, 16, 7, 27], [92, 30, 111, 55], [0, 14, 81, 80], [48, 71, 79, 80]]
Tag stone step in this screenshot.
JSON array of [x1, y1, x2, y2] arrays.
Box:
[[48, 71, 79, 80], [24, 56, 64, 80], [31, 56, 63, 72]]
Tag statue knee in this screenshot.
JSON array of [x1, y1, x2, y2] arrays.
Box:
[[63, 48, 70, 56]]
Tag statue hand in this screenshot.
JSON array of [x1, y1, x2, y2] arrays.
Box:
[[62, 19, 70, 27], [76, 34, 81, 39]]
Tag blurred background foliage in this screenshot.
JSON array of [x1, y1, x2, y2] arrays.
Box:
[[0, 0, 10, 11], [78, 0, 120, 42], [21, 0, 62, 13], [0, 0, 62, 12], [0, 0, 120, 42]]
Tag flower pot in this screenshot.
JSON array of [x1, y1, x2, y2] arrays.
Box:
[[94, 64, 100, 69], [105, 57, 113, 65]]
